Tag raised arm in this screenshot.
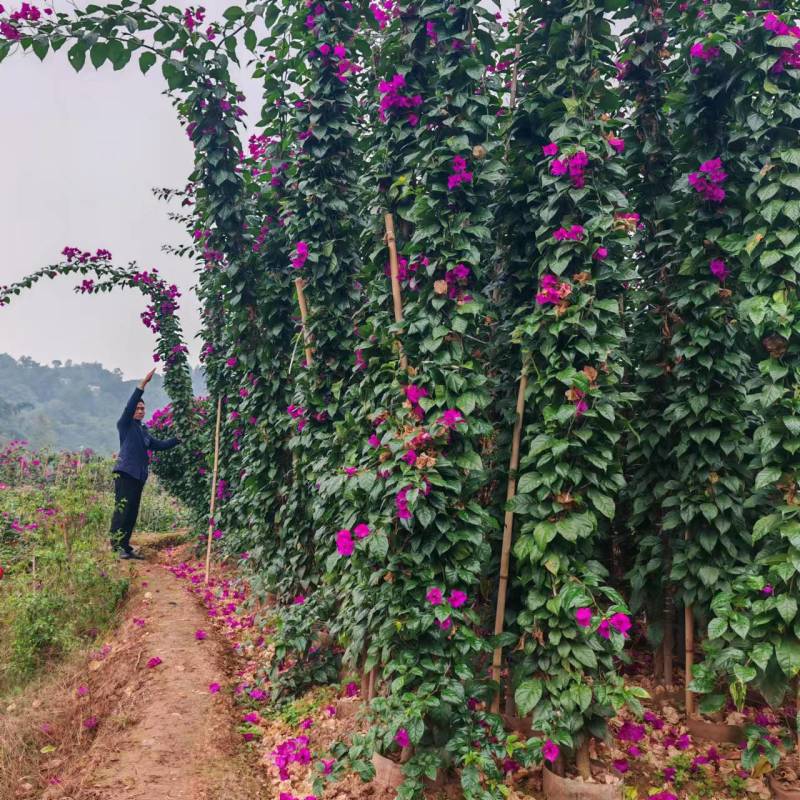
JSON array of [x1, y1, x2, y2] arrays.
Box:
[[117, 368, 156, 429]]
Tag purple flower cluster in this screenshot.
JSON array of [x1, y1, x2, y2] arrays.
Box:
[[291, 241, 309, 270], [552, 224, 585, 242], [690, 41, 720, 62], [764, 12, 800, 72], [378, 73, 422, 127], [688, 157, 727, 203], [447, 155, 473, 191], [272, 734, 311, 781], [536, 273, 571, 306], [550, 150, 589, 188]]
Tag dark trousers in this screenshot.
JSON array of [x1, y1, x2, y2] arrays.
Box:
[[109, 472, 144, 552]]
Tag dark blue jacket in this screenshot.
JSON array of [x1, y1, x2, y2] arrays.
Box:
[[112, 387, 179, 483]]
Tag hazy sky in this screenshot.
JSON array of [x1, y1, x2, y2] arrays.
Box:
[[0, 1, 262, 381], [1, 0, 510, 382]]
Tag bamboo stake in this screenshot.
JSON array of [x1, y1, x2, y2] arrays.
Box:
[[383, 213, 408, 372], [685, 602, 695, 717], [490, 369, 529, 714], [204, 395, 223, 585], [294, 277, 314, 366], [368, 667, 377, 701]]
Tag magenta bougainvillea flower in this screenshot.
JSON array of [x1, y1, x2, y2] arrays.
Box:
[[209, 682, 221, 693], [77, 685, 89, 697], [436, 409, 465, 428], [195, 629, 207, 640], [552, 224, 585, 242], [336, 528, 354, 556], [426, 587, 444, 605], [542, 142, 559, 156], [83, 716, 99, 730], [690, 41, 720, 62], [436, 617, 452, 631], [448, 159, 473, 190], [593, 246, 608, 260], [345, 681, 359, 697], [368, 433, 380, 448], [146, 656, 162, 668], [608, 136, 625, 153], [542, 739, 560, 762], [378, 73, 423, 127], [448, 590, 467, 608], [396, 486, 412, 519], [688, 158, 727, 202], [394, 728, 410, 748], [575, 607, 592, 627], [609, 612, 632, 636], [353, 523, 370, 539], [293, 594, 306, 605], [709, 258, 729, 281], [762, 584, 774, 595], [291, 241, 309, 269], [536, 273, 572, 306]]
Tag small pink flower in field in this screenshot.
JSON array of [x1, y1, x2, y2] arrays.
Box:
[[627, 745, 642, 758], [345, 681, 359, 697], [300, 717, 313, 729], [353, 523, 370, 539], [147, 656, 162, 668], [209, 682, 221, 694], [334, 44, 346, 58], [336, 528, 354, 556], [243, 732, 255, 741], [395, 728, 410, 748], [762, 584, 774, 595], [613, 758, 630, 773], [598, 619, 611, 639], [243, 712, 260, 723], [325, 705, 336, 717], [436, 617, 452, 631], [542, 739, 560, 762], [293, 594, 306, 605], [195, 629, 207, 641], [322, 758, 335, 774], [77, 685, 89, 697], [368, 433, 381, 448], [593, 246, 608, 261], [575, 607, 592, 627], [426, 587, 443, 605], [448, 590, 467, 608], [542, 142, 559, 156], [249, 688, 267, 700], [318, 42, 331, 55], [344, 466, 358, 476], [226, 357, 237, 367], [83, 716, 99, 730], [133, 618, 145, 627]]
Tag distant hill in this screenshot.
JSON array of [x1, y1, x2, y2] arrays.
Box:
[[0, 354, 206, 454]]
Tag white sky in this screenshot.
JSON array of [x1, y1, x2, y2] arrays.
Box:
[[0, 1, 264, 381], [0, 0, 510, 382]]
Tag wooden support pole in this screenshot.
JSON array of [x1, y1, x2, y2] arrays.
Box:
[[294, 277, 314, 366], [490, 370, 529, 714], [685, 603, 695, 717], [204, 395, 223, 585], [383, 213, 408, 372]]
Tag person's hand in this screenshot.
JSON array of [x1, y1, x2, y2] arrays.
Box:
[[138, 368, 157, 390]]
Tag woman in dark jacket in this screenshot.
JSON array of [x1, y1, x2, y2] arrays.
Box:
[[110, 368, 180, 559]]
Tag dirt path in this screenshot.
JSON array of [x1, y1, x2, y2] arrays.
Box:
[[44, 554, 268, 800]]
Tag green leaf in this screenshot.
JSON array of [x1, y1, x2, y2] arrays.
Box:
[[780, 149, 800, 167], [244, 28, 257, 52], [587, 490, 615, 520], [698, 565, 720, 587], [516, 472, 538, 494], [89, 42, 107, 69], [755, 466, 781, 490], [753, 514, 778, 543], [707, 617, 728, 639], [698, 693, 726, 714], [223, 5, 244, 20], [139, 51, 157, 74], [775, 639, 800, 676], [67, 43, 86, 72], [515, 679, 543, 715], [776, 595, 798, 624]]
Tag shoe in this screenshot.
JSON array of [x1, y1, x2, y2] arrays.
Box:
[[127, 550, 146, 560], [118, 550, 134, 560]]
